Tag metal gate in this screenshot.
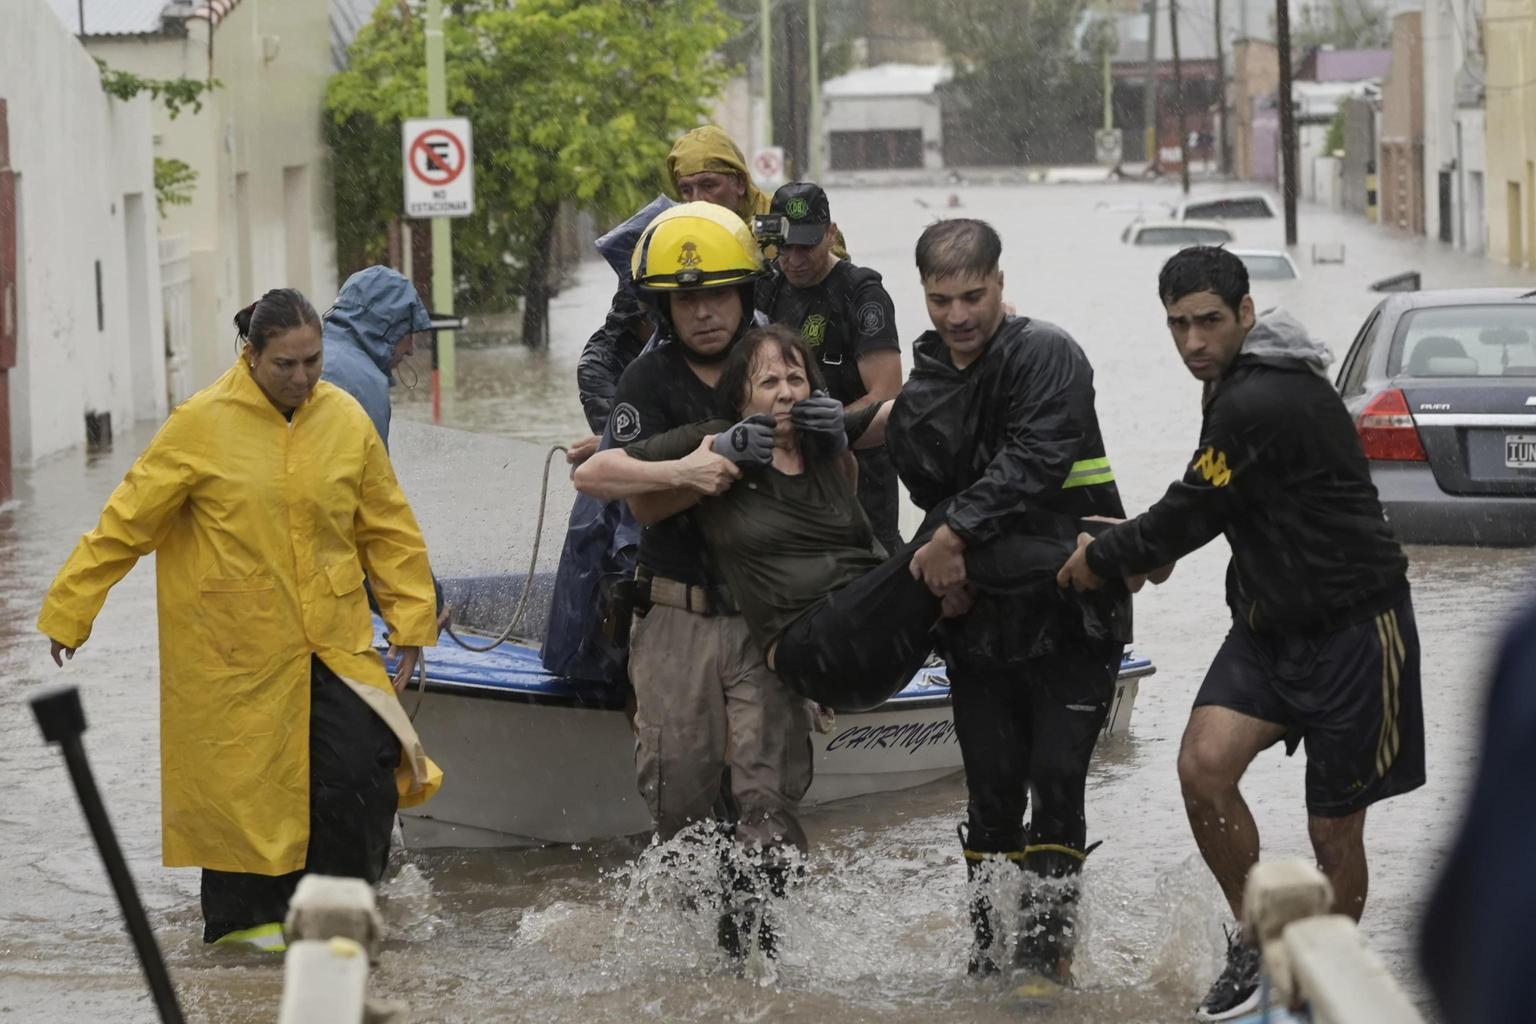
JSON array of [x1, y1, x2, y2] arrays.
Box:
[[0, 100, 17, 505], [159, 235, 194, 407]]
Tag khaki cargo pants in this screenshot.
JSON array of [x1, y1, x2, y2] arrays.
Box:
[[629, 604, 813, 851]]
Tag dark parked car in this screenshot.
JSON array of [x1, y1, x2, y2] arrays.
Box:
[[1336, 289, 1536, 545]]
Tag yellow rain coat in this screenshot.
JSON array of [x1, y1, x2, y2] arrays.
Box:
[[38, 356, 442, 876], [666, 124, 848, 257]]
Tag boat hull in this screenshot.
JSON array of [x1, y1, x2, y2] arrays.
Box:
[[386, 622, 1156, 849]]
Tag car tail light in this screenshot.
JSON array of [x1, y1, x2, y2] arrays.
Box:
[[1357, 388, 1428, 461]]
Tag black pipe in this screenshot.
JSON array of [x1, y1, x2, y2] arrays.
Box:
[[30, 685, 185, 1024]]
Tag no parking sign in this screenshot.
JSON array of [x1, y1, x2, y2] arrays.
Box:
[[402, 117, 474, 218]]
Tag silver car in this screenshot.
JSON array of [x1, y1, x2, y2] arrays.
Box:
[[1336, 288, 1536, 544]]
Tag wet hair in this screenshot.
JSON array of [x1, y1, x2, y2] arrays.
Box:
[[233, 288, 320, 354], [914, 218, 1002, 282], [717, 324, 827, 412], [1158, 246, 1249, 315]]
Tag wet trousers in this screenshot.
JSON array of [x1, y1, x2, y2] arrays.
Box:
[[628, 605, 813, 852], [200, 657, 401, 942], [773, 531, 1076, 713], [950, 642, 1123, 854]]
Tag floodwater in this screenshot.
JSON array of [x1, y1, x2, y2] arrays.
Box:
[[4, 180, 1536, 1023]]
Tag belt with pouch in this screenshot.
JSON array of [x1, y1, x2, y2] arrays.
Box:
[[642, 573, 738, 617]]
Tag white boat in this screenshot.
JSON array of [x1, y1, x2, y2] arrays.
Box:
[[381, 578, 1157, 849]]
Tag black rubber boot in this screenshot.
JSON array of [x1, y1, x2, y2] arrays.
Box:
[[961, 824, 1023, 976], [1012, 842, 1095, 985], [717, 850, 792, 962]]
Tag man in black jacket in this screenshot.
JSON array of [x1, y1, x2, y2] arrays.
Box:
[[887, 219, 1131, 990], [1059, 246, 1423, 1022]]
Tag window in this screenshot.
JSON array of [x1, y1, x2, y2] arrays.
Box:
[[1183, 197, 1274, 219], [1338, 305, 1383, 395], [1388, 305, 1536, 378], [1237, 254, 1297, 280], [1133, 226, 1233, 246]]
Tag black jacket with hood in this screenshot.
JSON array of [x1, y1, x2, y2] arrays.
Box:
[[888, 315, 1131, 670], [1086, 309, 1408, 634]]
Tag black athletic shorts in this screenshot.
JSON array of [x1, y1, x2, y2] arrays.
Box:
[[1195, 591, 1425, 818]]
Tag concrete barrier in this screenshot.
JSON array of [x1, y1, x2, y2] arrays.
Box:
[[1242, 858, 1424, 1024]]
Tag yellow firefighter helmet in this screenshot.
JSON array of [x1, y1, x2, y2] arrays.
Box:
[[631, 201, 763, 291]]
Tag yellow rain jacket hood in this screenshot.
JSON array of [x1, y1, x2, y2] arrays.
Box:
[[39, 356, 442, 876], [666, 125, 848, 257], [666, 125, 773, 223]]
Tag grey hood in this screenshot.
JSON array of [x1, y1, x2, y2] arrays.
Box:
[[1242, 307, 1334, 377]]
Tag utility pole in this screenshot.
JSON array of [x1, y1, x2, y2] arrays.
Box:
[[1143, 0, 1161, 170], [761, 0, 773, 151], [1170, 0, 1190, 193], [1215, 0, 1230, 175], [426, 0, 455, 393], [809, 0, 823, 180], [1277, 0, 1298, 244]]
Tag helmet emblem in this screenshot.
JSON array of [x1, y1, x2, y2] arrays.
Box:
[[678, 240, 703, 269], [786, 197, 810, 220]]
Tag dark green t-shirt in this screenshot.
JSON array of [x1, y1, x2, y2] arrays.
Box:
[[627, 420, 884, 649]]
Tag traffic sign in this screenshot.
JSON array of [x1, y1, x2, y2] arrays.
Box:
[[752, 146, 785, 188], [1094, 128, 1123, 167], [402, 117, 474, 218]]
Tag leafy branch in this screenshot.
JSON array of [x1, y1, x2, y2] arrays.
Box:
[[154, 158, 198, 217], [95, 59, 221, 119]]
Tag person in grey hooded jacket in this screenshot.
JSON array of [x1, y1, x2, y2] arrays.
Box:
[[322, 266, 432, 447]]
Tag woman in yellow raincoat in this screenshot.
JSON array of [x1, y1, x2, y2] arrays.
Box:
[[38, 287, 442, 951]]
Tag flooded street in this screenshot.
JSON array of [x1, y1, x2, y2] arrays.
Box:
[[4, 180, 1535, 1022]]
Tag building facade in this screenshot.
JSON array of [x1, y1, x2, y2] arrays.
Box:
[[1379, 12, 1426, 235], [1423, 0, 1489, 251], [56, 0, 339, 393], [1483, 0, 1535, 266], [2, 0, 164, 496]]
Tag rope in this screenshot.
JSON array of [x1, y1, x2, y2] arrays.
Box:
[[443, 443, 569, 653]]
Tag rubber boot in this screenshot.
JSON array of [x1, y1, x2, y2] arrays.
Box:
[[1013, 842, 1096, 986], [717, 849, 792, 962], [961, 826, 1024, 976]]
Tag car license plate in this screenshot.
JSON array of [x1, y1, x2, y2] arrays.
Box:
[[1508, 434, 1536, 469]]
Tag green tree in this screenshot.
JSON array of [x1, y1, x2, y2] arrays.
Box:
[[1290, 0, 1391, 51], [901, 0, 1101, 165], [327, 0, 736, 347]]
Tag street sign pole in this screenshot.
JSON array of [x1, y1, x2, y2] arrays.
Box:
[[426, 0, 454, 401]]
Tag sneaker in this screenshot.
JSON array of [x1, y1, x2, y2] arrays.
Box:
[[211, 921, 287, 953], [1195, 927, 1261, 1021]]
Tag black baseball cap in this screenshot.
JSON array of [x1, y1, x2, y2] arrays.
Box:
[[770, 182, 833, 245]]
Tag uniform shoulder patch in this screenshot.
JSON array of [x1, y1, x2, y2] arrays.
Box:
[[857, 300, 887, 336], [612, 402, 642, 443]]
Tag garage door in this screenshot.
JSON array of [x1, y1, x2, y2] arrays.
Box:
[[830, 129, 923, 170]]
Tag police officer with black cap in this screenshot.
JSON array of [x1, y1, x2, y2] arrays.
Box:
[[755, 182, 904, 552]]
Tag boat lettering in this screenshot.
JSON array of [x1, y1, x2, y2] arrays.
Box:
[[825, 719, 958, 754]]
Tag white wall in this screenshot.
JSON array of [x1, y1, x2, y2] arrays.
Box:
[[1456, 106, 1488, 252], [91, 0, 338, 391], [1423, 0, 1486, 249], [6, 0, 163, 465]]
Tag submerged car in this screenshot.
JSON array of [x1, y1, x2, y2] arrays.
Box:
[[1336, 288, 1536, 544], [1174, 192, 1278, 220], [1121, 219, 1235, 247], [1231, 248, 1301, 281]]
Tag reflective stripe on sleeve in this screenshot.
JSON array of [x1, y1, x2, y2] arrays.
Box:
[[1061, 456, 1115, 489]]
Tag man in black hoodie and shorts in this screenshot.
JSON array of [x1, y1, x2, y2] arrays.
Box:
[[1059, 246, 1423, 1021]]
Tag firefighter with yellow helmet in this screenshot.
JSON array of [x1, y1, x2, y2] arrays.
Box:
[[574, 202, 820, 961]]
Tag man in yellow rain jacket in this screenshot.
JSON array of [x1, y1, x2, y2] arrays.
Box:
[[38, 287, 441, 952]]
